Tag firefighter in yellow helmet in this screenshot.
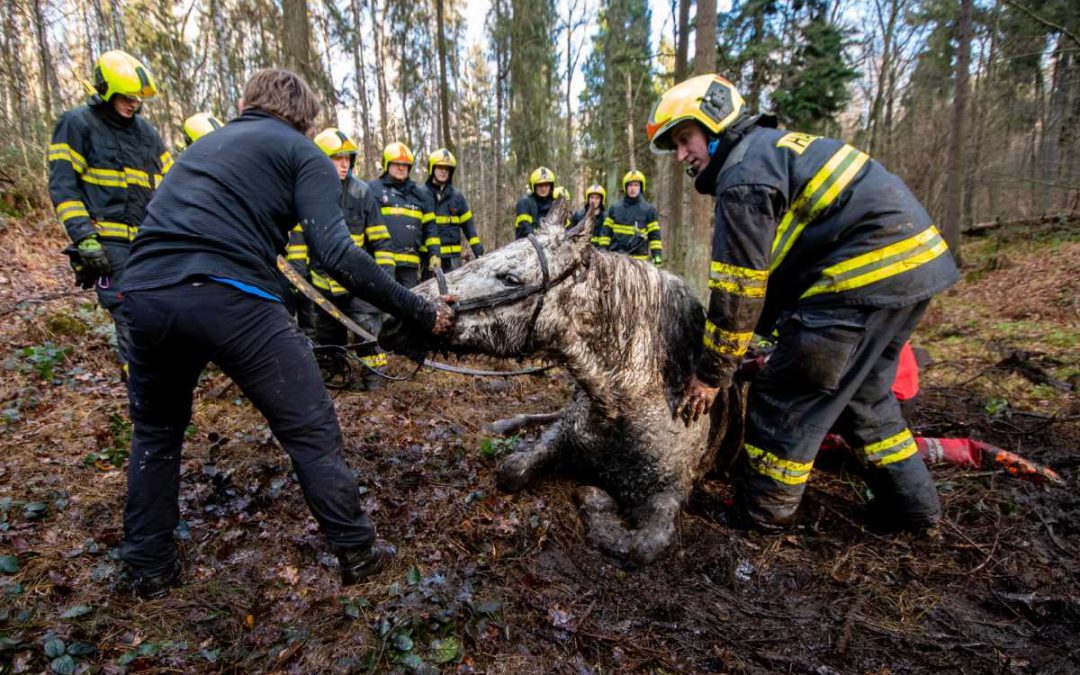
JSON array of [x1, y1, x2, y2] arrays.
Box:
[[367, 142, 439, 288], [650, 73, 959, 534], [514, 166, 556, 239], [423, 148, 484, 272], [181, 112, 224, 146], [48, 49, 172, 373], [297, 128, 393, 388], [595, 170, 663, 265], [569, 184, 607, 245]]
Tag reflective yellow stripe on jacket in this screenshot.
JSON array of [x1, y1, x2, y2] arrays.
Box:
[[801, 225, 950, 299], [771, 144, 870, 271], [55, 200, 89, 223], [311, 271, 347, 295], [48, 143, 87, 173], [94, 221, 138, 241], [703, 320, 754, 358], [709, 261, 768, 297], [82, 166, 154, 189]]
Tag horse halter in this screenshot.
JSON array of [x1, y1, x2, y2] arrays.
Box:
[[434, 233, 576, 354]]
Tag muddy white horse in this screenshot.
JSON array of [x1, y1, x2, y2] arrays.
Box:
[[381, 202, 741, 564]]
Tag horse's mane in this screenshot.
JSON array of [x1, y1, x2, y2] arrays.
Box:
[[570, 247, 705, 396]]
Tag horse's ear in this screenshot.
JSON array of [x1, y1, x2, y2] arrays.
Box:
[[565, 217, 593, 252], [539, 199, 574, 234]]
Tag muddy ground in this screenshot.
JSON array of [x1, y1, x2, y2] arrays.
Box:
[[1, 215, 1078, 674]]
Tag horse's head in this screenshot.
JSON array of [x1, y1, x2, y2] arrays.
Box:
[[380, 200, 593, 359]]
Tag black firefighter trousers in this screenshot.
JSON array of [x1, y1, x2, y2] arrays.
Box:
[[738, 300, 941, 530], [120, 281, 375, 577]]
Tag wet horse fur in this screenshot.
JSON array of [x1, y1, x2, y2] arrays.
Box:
[[382, 202, 737, 564]]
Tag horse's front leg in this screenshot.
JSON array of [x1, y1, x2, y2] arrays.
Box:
[[626, 490, 682, 565], [495, 421, 564, 493]]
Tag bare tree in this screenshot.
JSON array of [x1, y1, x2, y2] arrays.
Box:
[[941, 0, 971, 263]]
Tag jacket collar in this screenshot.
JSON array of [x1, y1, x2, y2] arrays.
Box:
[[693, 113, 777, 195]]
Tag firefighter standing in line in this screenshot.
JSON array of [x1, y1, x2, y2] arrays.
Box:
[[596, 170, 663, 264], [368, 142, 439, 288], [650, 74, 959, 533], [118, 68, 455, 598], [514, 166, 556, 239], [424, 148, 484, 271], [306, 128, 394, 388], [48, 50, 172, 372], [569, 184, 608, 246]]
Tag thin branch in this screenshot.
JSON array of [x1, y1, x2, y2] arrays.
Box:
[[1001, 0, 1080, 49]]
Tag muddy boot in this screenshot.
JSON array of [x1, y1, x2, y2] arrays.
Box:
[[338, 539, 396, 586], [130, 560, 181, 600]]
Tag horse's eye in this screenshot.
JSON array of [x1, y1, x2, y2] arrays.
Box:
[[497, 271, 523, 286]]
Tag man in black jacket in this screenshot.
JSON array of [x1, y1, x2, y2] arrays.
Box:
[[120, 69, 455, 598], [48, 50, 171, 371], [649, 74, 958, 533], [513, 166, 556, 239], [596, 170, 663, 264]]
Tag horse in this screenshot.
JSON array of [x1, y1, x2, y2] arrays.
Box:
[[380, 201, 741, 565]]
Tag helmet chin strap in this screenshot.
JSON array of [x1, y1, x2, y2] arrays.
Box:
[[685, 137, 722, 178]]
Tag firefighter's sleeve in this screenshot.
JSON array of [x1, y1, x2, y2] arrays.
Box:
[[594, 213, 613, 249], [459, 194, 483, 256], [362, 191, 395, 270], [287, 225, 309, 277], [697, 184, 784, 388], [645, 205, 662, 257], [153, 132, 173, 187], [514, 200, 533, 239], [295, 148, 434, 330], [421, 192, 440, 259], [47, 113, 95, 243]]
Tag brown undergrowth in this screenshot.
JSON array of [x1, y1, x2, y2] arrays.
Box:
[[1, 214, 1077, 673]]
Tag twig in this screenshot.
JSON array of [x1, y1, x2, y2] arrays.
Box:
[[968, 514, 1002, 575], [1032, 508, 1070, 554], [836, 588, 870, 655], [0, 289, 87, 318], [1001, 0, 1080, 49]]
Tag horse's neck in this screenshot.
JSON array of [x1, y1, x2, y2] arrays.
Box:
[[546, 254, 674, 413]]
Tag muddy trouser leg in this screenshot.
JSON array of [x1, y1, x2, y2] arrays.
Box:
[[348, 296, 385, 390], [737, 302, 939, 529], [833, 301, 941, 530], [96, 241, 131, 370]]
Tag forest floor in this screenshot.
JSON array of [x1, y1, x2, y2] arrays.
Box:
[[0, 213, 1078, 674]]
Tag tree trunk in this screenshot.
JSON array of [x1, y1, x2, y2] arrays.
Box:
[[436, 0, 452, 150], [350, 0, 376, 172], [683, 0, 717, 299], [371, 0, 389, 146], [29, 0, 56, 120], [666, 0, 691, 276], [941, 0, 971, 264]]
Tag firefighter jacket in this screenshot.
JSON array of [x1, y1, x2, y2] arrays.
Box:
[[569, 206, 607, 246], [48, 99, 172, 245], [368, 174, 438, 269], [514, 193, 553, 239], [694, 123, 961, 388], [308, 176, 394, 295], [597, 196, 661, 259], [424, 178, 483, 258]]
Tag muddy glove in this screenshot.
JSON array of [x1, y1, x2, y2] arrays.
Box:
[[428, 255, 442, 272], [652, 255, 663, 267], [471, 244, 485, 258], [77, 236, 111, 276]]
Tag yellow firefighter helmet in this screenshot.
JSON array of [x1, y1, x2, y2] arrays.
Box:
[[93, 50, 158, 102], [382, 141, 415, 172], [622, 170, 647, 193], [314, 128, 359, 157], [182, 112, 223, 146], [529, 166, 556, 192], [646, 74, 745, 153]]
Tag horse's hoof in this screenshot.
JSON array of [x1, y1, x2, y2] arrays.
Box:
[[628, 536, 668, 566], [573, 486, 616, 514], [495, 454, 533, 493]]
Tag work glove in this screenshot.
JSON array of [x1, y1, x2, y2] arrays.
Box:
[[77, 236, 111, 276], [652, 255, 663, 267], [472, 245, 485, 258], [428, 255, 442, 272]]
